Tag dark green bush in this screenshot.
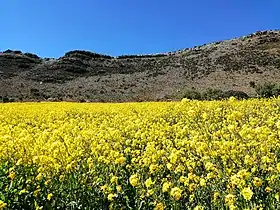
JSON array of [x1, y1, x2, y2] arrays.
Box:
[[178, 88, 249, 101], [181, 89, 201, 100], [24, 53, 40, 59], [249, 81, 256, 88], [3, 49, 22, 54], [272, 84, 280, 97], [0, 96, 10, 103], [255, 83, 280, 98], [201, 88, 223, 100], [219, 90, 249, 99], [64, 50, 113, 59]]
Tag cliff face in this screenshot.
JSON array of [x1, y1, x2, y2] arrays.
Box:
[[1, 30, 280, 102]]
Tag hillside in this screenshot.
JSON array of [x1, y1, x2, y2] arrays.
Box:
[[1, 30, 280, 102]]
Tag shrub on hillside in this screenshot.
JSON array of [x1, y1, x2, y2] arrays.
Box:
[[179, 88, 249, 101], [249, 81, 256, 88], [24, 53, 40, 59], [181, 89, 201, 100], [272, 84, 280, 96], [201, 88, 223, 100], [219, 90, 249, 99], [64, 50, 113, 59], [0, 96, 11, 103], [255, 83, 280, 98]]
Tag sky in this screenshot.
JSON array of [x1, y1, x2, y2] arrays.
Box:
[[0, 0, 279, 58]]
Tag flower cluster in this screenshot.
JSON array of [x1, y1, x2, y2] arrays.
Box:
[[0, 99, 280, 209]]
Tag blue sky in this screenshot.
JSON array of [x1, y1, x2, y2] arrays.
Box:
[[1, 0, 279, 58]]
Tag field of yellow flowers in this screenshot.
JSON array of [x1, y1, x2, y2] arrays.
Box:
[[1, 98, 280, 209]]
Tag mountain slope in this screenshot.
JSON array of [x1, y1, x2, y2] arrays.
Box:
[[1, 30, 280, 102]]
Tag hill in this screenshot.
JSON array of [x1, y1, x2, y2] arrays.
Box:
[[1, 30, 280, 102]]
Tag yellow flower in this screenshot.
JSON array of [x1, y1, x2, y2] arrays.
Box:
[[162, 182, 171, 193], [175, 165, 185, 173], [206, 172, 215, 180], [66, 163, 72, 171], [253, 177, 262, 187], [59, 175, 65, 182], [149, 164, 158, 174], [189, 183, 196, 192], [261, 156, 271, 164], [87, 157, 93, 165], [229, 205, 237, 210], [145, 178, 154, 188], [88, 162, 94, 169], [19, 189, 28, 195], [107, 193, 117, 201], [110, 176, 118, 184], [275, 193, 280, 202], [229, 96, 236, 101], [277, 163, 280, 172], [34, 189, 41, 197], [170, 187, 182, 201], [115, 156, 126, 164], [147, 189, 154, 196], [237, 169, 250, 179], [100, 184, 107, 192], [179, 176, 187, 183], [44, 179, 51, 186], [116, 185, 122, 192], [244, 155, 254, 165], [34, 200, 43, 210], [241, 187, 253, 200], [230, 175, 241, 186], [8, 171, 16, 180], [16, 158, 23, 166], [35, 173, 43, 181], [194, 206, 204, 210], [265, 187, 272, 193], [205, 162, 214, 171], [0, 200, 7, 209], [251, 167, 257, 173], [154, 202, 165, 210], [129, 174, 139, 187], [213, 192, 220, 202], [181, 98, 190, 103], [225, 194, 236, 205], [189, 194, 195, 203], [47, 193, 53, 201], [202, 112, 208, 120], [199, 178, 206, 187], [167, 163, 173, 170]]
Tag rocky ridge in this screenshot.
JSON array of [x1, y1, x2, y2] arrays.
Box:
[[1, 30, 280, 102]]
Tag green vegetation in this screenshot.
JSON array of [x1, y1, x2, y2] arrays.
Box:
[[255, 83, 280, 98], [174, 88, 249, 100]]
